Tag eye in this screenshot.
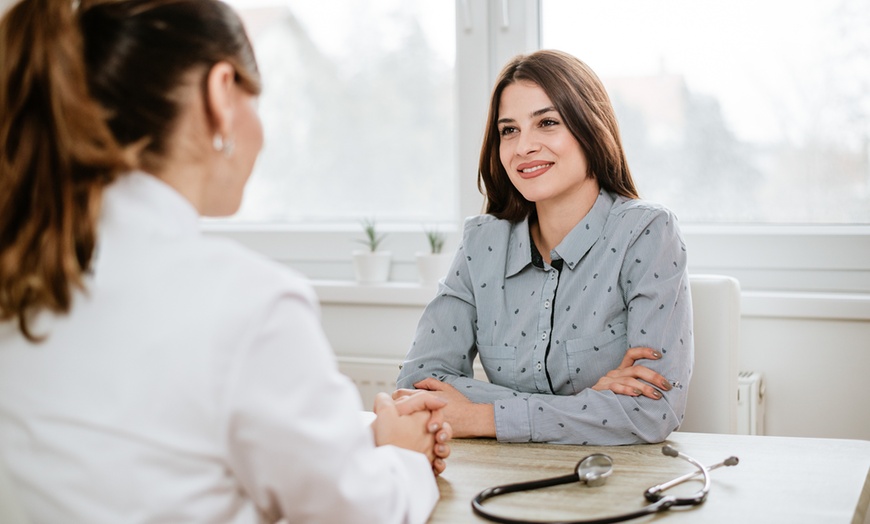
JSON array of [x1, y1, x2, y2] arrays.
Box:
[[499, 126, 518, 137], [540, 118, 559, 128]]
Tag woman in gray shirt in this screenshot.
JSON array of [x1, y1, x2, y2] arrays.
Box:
[[395, 50, 692, 445]]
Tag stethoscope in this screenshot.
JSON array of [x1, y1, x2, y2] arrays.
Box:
[[471, 445, 739, 524]]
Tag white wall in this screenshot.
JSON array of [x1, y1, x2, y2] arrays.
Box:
[[740, 309, 870, 439], [314, 281, 870, 441]]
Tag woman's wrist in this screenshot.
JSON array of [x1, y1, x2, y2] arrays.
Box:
[[471, 403, 497, 438]]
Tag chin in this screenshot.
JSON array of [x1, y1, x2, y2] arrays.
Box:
[[515, 189, 549, 204], [202, 200, 243, 218]]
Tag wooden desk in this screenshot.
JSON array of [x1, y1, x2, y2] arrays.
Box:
[[430, 432, 870, 524]]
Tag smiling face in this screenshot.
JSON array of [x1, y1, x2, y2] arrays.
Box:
[[497, 80, 599, 211]]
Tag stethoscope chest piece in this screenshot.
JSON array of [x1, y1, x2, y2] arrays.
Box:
[[575, 453, 613, 487]]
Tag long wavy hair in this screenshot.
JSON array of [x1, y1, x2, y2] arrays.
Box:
[[478, 50, 638, 222], [0, 0, 261, 341]]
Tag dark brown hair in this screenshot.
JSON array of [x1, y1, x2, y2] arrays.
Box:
[[478, 49, 638, 222], [0, 0, 261, 341]]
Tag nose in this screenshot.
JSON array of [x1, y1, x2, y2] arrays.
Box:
[[515, 130, 540, 157]]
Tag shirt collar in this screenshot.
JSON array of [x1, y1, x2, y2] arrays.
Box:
[[101, 171, 201, 238], [505, 217, 533, 277], [504, 190, 615, 277], [553, 190, 613, 271]]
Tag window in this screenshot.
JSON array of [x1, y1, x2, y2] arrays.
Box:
[[210, 0, 868, 296], [542, 0, 870, 224], [225, 0, 457, 225]]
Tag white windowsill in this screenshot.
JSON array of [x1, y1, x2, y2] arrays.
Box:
[[311, 280, 439, 306], [741, 290, 870, 321], [310, 279, 870, 321]]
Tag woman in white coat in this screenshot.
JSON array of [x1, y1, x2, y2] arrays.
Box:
[[0, 1, 451, 522]]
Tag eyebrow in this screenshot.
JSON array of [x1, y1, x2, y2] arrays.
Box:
[[497, 106, 558, 125]]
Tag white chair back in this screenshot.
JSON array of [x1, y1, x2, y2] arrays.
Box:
[[678, 274, 741, 434]]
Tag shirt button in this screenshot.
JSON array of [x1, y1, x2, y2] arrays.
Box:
[[541, 332, 547, 340], [544, 300, 550, 309], [536, 362, 543, 371]]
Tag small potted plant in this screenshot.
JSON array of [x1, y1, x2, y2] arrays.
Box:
[[416, 227, 452, 285], [352, 218, 391, 284]]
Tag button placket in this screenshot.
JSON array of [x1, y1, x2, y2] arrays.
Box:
[[532, 264, 560, 392]]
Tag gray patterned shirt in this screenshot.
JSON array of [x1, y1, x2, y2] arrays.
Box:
[[397, 190, 693, 445]]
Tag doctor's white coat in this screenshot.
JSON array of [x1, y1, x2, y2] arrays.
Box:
[[0, 172, 438, 524]]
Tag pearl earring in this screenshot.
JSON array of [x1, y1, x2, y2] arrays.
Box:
[[212, 133, 235, 157]]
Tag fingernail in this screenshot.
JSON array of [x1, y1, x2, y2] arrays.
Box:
[[438, 432, 448, 442], [429, 423, 440, 433], [436, 444, 446, 454], [661, 380, 672, 390], [652, 390, 662, 399], [652, 351, 662, 359], [633, 389, 642, 395]]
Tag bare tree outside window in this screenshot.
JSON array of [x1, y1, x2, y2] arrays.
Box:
[[544, 0, 870, 224]]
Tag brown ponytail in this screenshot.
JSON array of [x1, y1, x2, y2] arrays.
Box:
[[2, 0, 260, 342], [0, 0, 129, 341]]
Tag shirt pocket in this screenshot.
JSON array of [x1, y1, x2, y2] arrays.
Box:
[[476, 344, 517, 387], [565, 323, 628, 393]]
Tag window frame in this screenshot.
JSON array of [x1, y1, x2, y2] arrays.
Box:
[[205, 0, 870, 300]]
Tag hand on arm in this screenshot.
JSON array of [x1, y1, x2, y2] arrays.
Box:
[[591, 346, 672, 399], [395, 378, 496, 439]]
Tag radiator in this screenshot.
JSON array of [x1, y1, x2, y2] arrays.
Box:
[[338, 357, 401, 411], [737, 371, 766, 435]]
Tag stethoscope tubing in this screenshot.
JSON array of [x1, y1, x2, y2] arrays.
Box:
[[472, 488, 676, 524], [476, 473, 578, 499]]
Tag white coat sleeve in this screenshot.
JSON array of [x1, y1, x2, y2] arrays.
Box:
[[221, 288, 439, 524]]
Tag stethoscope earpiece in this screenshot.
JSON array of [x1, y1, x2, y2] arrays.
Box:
[[471, 446, 739, 524]]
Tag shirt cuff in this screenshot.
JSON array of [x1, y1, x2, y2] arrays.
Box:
[[493, 396, 532, 442]]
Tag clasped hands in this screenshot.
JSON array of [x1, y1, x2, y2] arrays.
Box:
[[371, 391, 453, 476]]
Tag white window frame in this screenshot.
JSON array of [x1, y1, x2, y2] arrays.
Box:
[[206, 0, 870, 308]]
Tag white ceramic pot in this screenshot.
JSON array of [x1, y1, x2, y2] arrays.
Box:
[[415, 252, 452, 285], [352, 250, 392, 284]]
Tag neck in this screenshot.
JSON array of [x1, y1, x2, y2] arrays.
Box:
[[152, 161, 210, 214], [531, 180, 601, 263]]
